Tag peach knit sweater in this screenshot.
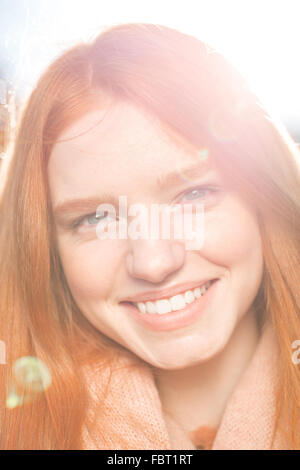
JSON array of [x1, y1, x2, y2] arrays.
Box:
[[80, 320, 289, 450]]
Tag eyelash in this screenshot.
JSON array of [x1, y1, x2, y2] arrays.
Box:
[[71, 185, 218, 230]]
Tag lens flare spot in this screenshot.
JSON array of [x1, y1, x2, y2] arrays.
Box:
[[5, 356, 52, 409], [198, 148, 209, 161], [13, 356, 52, 391], [6, 391, 21, 409], [177, 149, 210, 182]]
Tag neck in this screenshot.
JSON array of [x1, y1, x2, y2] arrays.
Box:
[[153, 308, 260, 432]]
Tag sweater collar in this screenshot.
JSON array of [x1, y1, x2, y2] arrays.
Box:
[[81, 319, 288, 450]]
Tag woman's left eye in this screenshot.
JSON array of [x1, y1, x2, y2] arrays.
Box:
[[179, 186, 217, 202]]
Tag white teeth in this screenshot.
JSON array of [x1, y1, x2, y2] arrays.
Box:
[[145, 301, 156, 314], [170, 294, 186, 311], [156, 299, 172, 314], [184, 290, 195, 304], [193, 287, 201, 298], [133, 280, 214, 315], [200, 285, 207, 295], [131, 281, 212, 315], [137, 302, 146, 314]]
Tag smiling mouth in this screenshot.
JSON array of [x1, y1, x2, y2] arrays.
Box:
[[121, 279, 218, 315], [119, 277, 220, 332]]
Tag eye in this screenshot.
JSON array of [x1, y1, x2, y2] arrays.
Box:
[[180, 186, 217, 203], [72, 211, 116, 230]]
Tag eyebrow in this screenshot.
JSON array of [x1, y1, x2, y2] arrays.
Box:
[[156, 160, 211, 188], [53, 160, 212, 222]]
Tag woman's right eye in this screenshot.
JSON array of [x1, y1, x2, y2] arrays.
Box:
[[72, 211, 115, 230]]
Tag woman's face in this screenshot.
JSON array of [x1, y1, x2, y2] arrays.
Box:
[[48, 99, 264, 369]]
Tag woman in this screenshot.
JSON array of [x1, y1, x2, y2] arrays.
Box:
[[0, 22, 299, 450]]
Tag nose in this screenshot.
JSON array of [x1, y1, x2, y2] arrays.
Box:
[[125, 238, 186, 283]]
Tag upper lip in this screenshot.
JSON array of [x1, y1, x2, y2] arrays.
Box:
[[120, 278, 218, 304]]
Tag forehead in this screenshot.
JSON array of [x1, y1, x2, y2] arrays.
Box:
[[47, 100, 213, 205], [50, 98, 202, 159]]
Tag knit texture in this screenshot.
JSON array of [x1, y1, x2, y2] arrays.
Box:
[[80, 319, 289, 450]]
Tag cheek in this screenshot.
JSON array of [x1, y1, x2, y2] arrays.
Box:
[[200, 196, 264, 316], [202, 196, 263, 267], [57, 238, 124, 301]]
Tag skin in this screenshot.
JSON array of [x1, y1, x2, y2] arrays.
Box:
[[48, 98, 264, 432]]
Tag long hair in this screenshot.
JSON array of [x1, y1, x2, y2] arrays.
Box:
[[0, 22, 299, 449]]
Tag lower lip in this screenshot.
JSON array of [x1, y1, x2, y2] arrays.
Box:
[[120, 280, 219, 331]]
